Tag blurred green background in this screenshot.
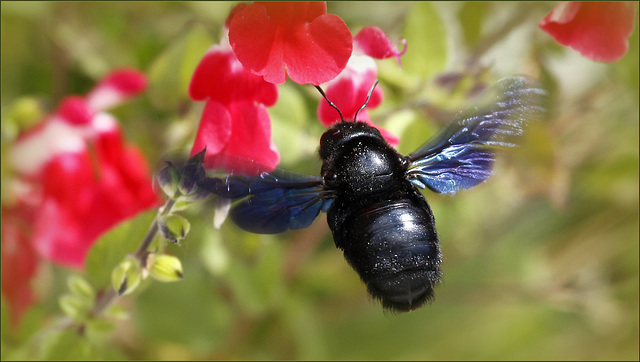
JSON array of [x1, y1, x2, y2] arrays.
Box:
[[1, 2, 638, 360]]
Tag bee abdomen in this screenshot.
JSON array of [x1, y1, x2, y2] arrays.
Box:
[[329, 195, 442, 312]]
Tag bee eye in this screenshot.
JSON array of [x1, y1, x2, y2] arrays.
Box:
[[320, 128, 344, 160], [323, 172, 338, 187], [321, 128, 341, 143], [400, 156, 411, 169]]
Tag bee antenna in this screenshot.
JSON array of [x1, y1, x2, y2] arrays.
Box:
[[354, 79, 379, 123], [315, 85, 345, 123]]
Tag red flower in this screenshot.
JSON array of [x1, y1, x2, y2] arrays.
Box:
[[1, 203, 39, 328], [7, 69, 160, 269], [190, 99, 277, 174], [86, 68, 148, 111], [189, 44, 278, 106], [228, 1, 353, 85], [3, 68, 159, 327], [539, 2, 637, 63], [317, 26, 406, 146], [353, 26, 406, 67], [189, 7, 280, 173]]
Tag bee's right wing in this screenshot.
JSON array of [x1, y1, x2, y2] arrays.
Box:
[[202, 171, 333, 234]]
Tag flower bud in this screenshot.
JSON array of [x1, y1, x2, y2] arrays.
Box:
[[176, 187, 211, 203], [156, 162, 181, 198], [111, 255, 142, 295], [178, 172, 199, 196], [158, 214, 191, 243], [178, 150, 206, 196], [149, 254, 184, 282]]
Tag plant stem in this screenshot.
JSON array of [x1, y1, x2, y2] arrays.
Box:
[[134, 198, 176, 258], [90, 198, 176, 317]]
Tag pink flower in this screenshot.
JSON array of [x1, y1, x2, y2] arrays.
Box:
[[228, 1, 353, 85], [317, 26, 406, 146], [539, 2, 637, 62], [189, 5, 280, 173], [7, 68, 160, 269]]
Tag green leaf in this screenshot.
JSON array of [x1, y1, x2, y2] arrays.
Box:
[[200, 227, 230, 276], [397, 115, 439, 156], [459, 2, 489, 47], [103, 304, 129, 321], [269, 83, 317, 168], [222, 237, 284, 315], [147, 24, 214, 111], [85, 210, 157, 288], [86, 318, 116, 334], [135, 262, 233, 353], [614, 14, 639, 94], [401, 2, 447, 81], [66, 275, 96, 302], [39, 329, 96, 360], [58, 294, 90, 323]]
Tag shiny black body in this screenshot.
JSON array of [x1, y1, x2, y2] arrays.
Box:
[[204, 76, 545, 312], [320, 122, 441, 311]]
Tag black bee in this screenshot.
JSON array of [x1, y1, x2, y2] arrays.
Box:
[[202, 76, 546, 312]]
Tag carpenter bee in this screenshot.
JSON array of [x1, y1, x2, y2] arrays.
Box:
[[202, 76, 546, 312]]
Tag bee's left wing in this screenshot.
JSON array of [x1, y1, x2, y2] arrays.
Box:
[[202, 171, 332, 234], [405, 76, 546, 194]]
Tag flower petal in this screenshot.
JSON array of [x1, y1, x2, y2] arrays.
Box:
[[191, 100, 233, 161], [86, 68, 147, 112], [8, 67, 160, 269], [286, 13, 354, 85], [192, 101, 279, 174], [33, 198, 90, 268], [57, 96, 94, 125], [32, 133, 161, 268], [1, 204, 39, 327], [224, 2, 248, 28], [354, 26, 407, 66], [224, 101, 280, 173], [539, 2, 637, 62], [188, 44, 278, 106], [318, 56, 382, 125], [33, 152, 96, 267], [10, 117, 87, 176], [229, 1, 353, 85], [317, 54, 399, 146]]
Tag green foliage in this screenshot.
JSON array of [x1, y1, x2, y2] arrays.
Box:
[[459, 2, 489, 48], [401, 2, 448, 82], [147, 24, 214, 111], [2, 2, 638, 361], [85, 210, 157, 288]]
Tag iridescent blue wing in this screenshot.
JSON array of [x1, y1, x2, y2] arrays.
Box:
[[406, 76, 546, 194], [202, 170, 332, 234]]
